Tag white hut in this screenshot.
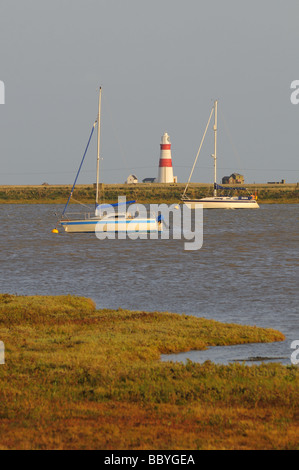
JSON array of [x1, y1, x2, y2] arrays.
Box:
[[125, 174, 138, 184]]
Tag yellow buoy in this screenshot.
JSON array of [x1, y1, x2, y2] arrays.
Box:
[[52, 228, 59, 234]]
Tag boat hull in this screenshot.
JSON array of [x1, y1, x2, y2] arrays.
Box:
[[60, 218, 160, 234], [183, 197, 260, 209]]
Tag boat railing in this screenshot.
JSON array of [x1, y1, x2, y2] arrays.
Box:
[[61, 209, 161, 222], [61, 211, 94, 221]]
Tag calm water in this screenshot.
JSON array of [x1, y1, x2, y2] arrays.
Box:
[[0, 203, 298, 365]]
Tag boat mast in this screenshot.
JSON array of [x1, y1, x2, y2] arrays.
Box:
[[96, 86, 102, 205], [213, 100, 218, 197]]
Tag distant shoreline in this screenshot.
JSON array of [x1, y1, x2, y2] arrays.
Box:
[[0, 183, 298, 204]]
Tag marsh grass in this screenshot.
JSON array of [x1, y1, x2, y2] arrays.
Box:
[[0, 184, 298, 204], [0, 294, 298, 450]]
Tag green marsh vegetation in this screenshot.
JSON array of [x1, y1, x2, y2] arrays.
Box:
[[0, 294, 298, 449], [0, 183, 298, 205]]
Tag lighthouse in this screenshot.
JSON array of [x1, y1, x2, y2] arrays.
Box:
[[157, 132, 176, 183]]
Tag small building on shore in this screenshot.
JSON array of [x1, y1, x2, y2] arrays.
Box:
[[125, 174, 138, 184], [222, 173, 245, 185], [142, 177, 156, 183], [267, 179, 286, 185]]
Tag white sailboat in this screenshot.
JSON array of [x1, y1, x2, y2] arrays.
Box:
[[59, 87, 161, 234], [182, 100, 259, 209]]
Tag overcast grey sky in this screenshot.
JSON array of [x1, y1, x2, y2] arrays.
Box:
[[0, 0, 298, 185]]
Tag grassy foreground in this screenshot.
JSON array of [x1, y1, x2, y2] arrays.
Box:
[[0, 183, 299, 204], [0, 294, 298, 450]]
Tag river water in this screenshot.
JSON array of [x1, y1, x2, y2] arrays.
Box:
[[0, 203, 298, 365]]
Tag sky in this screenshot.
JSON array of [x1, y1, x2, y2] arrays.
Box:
[[0, 0, 298, 186]]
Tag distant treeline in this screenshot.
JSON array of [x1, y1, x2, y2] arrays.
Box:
[[0, 183, 298, 204]]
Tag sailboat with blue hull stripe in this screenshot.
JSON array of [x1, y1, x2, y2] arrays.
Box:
[[59, 87, 161, 234]]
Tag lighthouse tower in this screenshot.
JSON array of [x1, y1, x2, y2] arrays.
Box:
[[157, 132, 175, 183]]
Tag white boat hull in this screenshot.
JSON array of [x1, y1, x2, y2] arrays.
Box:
[[60, 217, 160, 234], [182, 100, 261, 212], [183, 197, 260, 209]]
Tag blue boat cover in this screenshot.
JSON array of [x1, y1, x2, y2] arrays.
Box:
[[214, 183, 247, 191]]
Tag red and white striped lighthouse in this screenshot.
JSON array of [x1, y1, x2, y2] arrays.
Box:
[[157, 132, 175, 183]]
